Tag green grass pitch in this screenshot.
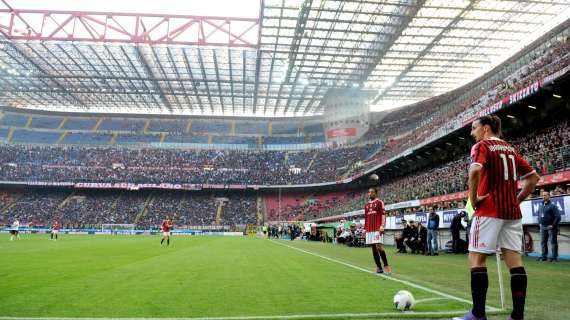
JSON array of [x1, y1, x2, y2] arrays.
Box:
[[0, 234, 568, 319]]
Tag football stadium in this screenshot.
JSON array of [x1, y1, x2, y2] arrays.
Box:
[[1, 0, 570, 319]]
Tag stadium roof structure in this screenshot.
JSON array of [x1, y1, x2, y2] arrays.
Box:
[[0, 0, 569, 117]]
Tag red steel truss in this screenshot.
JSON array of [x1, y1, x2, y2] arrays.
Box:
[[0, 7, 259, 47]]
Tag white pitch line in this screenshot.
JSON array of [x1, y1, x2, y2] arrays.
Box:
[[270, 240, 501, 313], [0, 311, 472, 320], [414, 297, 451, 304]]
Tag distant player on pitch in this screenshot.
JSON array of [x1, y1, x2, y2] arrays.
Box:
[[9, 219, 20, 241], [364, 187, 391, 274], [51, 221, 60, 240], [160, 216, 173, 247]]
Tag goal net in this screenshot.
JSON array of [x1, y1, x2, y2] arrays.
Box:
[[101, 224, 136, 234]]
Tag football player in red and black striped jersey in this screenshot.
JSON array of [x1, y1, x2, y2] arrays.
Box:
[[455, 115, 539, 320], [160, 217, 173, 247], [364, 187, 391, 274]]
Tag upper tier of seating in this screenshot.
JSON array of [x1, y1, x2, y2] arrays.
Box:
[[0, 111, 328, 148]]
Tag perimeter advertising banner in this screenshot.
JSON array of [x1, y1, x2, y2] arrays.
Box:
[[387, 195, 570, 229]]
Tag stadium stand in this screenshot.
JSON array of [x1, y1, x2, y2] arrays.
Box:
[[63, 132, 112, 144], [98, 118, 146, 132], [0, 188, 257, 228], [263, 136, 305, 145], [163, 134, 209, 144], [0, 127, 9, 141], [30, 116, 63, 129], [273, 120, 570, 220], [271, 121, 300, 135], [220, 193, 257, 226], [191, 120, 231, 134], [309, 134, 326, 143], [212, 135, 257, 145], [147, 120, 188, 133], [303, 121, 324, 134], [11, 129, 61, 144], [62, 118, 98, 130], [360, 30, 570, 144], [115, 133, 161, 144], [0, 113, 28, 127], [2, 190, 68, 226], [235, 121, 268, 135]]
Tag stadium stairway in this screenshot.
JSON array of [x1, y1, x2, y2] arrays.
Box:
[[25, 116, 32, 128], [110, 194, 122, 212], [0, 198, 18, 220], [143, 120, 151, 133], [185, 120, 192, 133], [110, 132, 118, 145], [58, 191, 76, 209], [53, 191, 78, 221], [306, 152, 318, 171], [6, 128, 15, 143], [56, 132, 68, 144], [57, 117, 68, 130], [135, 195, 154, 225], [215, 201, 223, 225], [256, 196, 264, 225], [93, 118, 104, 131]]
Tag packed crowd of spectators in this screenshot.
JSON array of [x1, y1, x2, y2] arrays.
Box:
[[278, 121, 570, 220], [221, 194, 257, 226], [360, 32, 570, 156], [0, 189, 257, 228], [1, 36, 568, 187], [0, 143, 373, 185], [375, 121, 570, 204]]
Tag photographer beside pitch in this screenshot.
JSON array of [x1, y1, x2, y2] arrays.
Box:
[[455, 115, 539, 320]]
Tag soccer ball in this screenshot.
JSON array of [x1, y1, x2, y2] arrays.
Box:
[[393, 290, 415, 311]]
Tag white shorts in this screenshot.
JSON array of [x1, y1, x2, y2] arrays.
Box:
[[365, 231, 384, 245], [469, 216, 522, 254], [163, 231, 171, 237], [52, 230, 59, 234]]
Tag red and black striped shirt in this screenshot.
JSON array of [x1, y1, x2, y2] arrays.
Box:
[[364, 198, 385, 232], [162, 220, 172, 232], [470, 138, 535, 220]]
